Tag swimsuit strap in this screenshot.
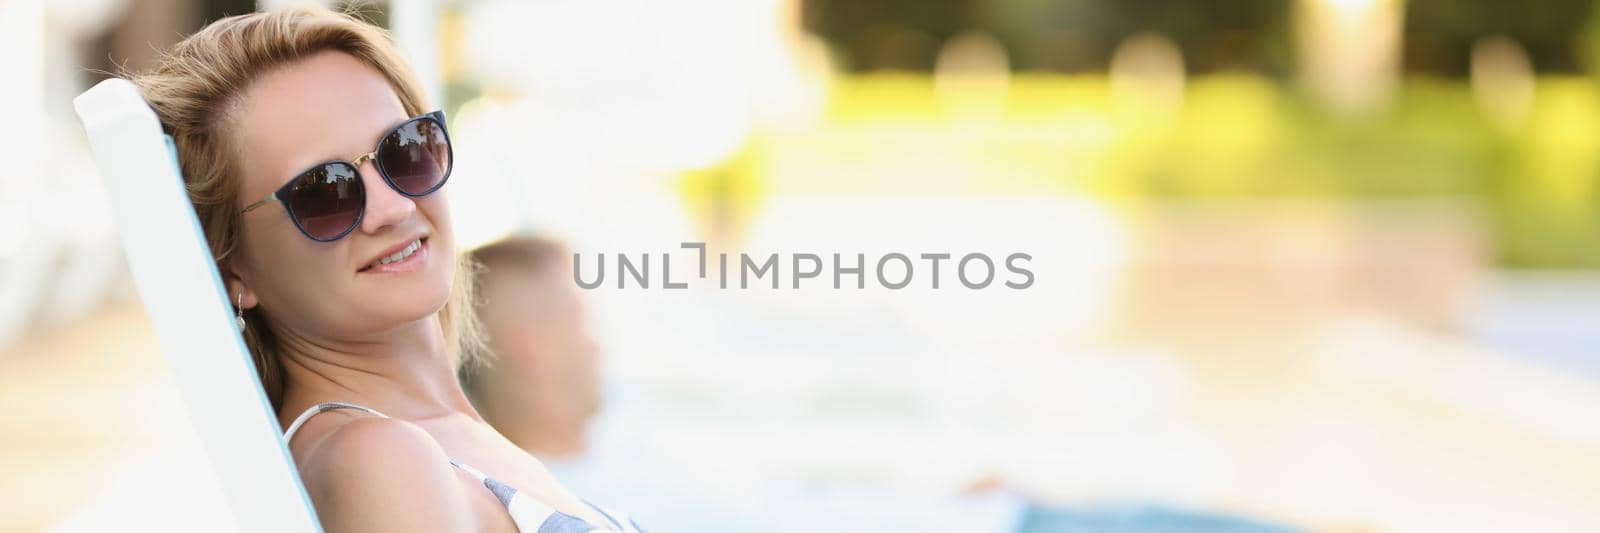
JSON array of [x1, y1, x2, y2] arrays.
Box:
[[282, 401, 390, 443]]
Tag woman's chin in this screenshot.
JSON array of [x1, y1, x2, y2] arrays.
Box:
[[358, 285, 451, 326]]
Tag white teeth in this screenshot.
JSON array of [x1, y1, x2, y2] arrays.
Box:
[[375, 240, 421, 266]]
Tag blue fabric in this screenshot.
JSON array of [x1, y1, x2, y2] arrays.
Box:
[[1015, 504, 1300, 533], [484, 477, 520, 508], [537, 511, 598, 533]]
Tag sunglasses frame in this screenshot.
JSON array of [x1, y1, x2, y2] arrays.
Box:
[[239, 110, 453, 242]]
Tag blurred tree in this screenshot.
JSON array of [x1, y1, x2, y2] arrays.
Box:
[[804, 0, 979, 71], [807, 0, 1599, 77], [1405, 0, 1593, 75], [806, 0, 1292, 74], [997, 0, 1290, 74], [202, 0, 255, 24]]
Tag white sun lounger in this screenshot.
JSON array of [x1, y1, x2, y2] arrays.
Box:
[[73, 78, 321, 533]]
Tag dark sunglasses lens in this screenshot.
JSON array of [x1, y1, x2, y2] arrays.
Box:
[[378, 117, 451, 195], [287, 162, 364, 240]]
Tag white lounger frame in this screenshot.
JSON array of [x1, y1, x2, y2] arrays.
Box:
[[74, 78, 321, 533]]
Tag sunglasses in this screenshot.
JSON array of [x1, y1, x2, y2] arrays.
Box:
[[240, 110, 453, 242]]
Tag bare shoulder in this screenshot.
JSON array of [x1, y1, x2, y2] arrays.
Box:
[[292, 414, 480, 532]]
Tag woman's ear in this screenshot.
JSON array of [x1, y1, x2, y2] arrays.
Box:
[[221, 262, 259, 310]]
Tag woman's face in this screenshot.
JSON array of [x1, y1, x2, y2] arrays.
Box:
[[229, 50, 454, 343]]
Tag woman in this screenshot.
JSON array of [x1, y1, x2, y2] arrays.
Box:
[[130, 7, 642, 532]]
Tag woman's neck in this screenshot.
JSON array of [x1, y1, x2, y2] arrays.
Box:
[[275, 317, 478, 423]]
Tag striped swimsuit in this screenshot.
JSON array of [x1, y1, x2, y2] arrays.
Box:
[[284, 402, 645, 533]]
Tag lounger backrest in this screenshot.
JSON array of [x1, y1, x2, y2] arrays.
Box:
[[74, 78, 320, 533]]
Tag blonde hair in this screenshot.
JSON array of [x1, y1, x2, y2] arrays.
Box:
[[128, 6, 485, 410]]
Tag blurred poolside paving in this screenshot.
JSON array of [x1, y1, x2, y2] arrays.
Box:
[[0, 302, 230, 532]]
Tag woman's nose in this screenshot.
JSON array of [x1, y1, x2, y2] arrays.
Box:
[[357, 159, 415, 234]]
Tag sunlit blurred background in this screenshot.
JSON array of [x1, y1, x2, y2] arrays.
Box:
[[4, 0, 1600, 531]]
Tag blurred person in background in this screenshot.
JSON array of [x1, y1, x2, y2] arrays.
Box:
[[462, 235, 773, 531], [462, 235, 602, 461], [128, 6, 641, 532]]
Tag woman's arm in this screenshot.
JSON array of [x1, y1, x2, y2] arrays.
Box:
[[296, 417, 481, 532]]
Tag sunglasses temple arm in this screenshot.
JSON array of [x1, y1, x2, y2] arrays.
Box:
[[240, 192, 276, 214]]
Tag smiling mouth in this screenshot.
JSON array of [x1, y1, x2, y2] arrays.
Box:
[[359, 237, 426, 273]]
